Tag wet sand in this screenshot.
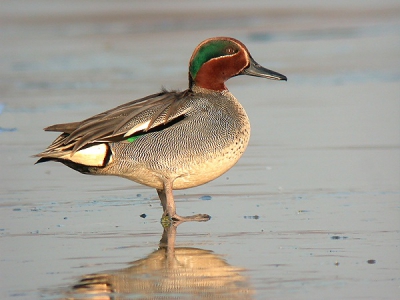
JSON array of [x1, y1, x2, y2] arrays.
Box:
[[1, 1, 399, 299]]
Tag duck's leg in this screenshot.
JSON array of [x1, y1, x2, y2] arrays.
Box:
[[157, 179, 210, 223], [157, 188, 168, 214]]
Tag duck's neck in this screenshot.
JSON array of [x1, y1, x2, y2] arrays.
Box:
[[189, 69, 228, 92], [191, 84, 229, 95]]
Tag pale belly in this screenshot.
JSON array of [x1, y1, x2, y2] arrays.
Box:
[[92, 92, 251, 190], [115, 140, 248, 190]]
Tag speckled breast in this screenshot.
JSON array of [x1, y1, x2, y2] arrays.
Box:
[[96, 91, 251, 190]]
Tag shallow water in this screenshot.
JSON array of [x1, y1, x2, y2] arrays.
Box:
[[1, 1, 399, 299]]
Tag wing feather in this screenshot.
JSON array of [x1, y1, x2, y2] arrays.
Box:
[[35, 89, 193, 158]]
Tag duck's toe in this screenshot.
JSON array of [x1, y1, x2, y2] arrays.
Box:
[[161, 213, 210, 226], [172, 213, 211, 222]]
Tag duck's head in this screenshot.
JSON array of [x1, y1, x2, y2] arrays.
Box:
[[189, 37, 287, 91]]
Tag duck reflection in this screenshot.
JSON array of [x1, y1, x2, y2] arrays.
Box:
[[65, 224, 254, 299]]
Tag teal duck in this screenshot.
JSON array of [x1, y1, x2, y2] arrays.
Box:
[[35, 37, 287, 222]]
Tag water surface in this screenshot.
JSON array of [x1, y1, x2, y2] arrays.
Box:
[[0, 1, 399, 299]]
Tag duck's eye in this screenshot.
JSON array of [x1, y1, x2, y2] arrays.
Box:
[[225, 47, 236, 55]]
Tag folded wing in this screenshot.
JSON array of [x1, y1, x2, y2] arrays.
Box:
[[35, 89, 193, 162]]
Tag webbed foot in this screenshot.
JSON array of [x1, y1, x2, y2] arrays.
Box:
[[161, 213, 210, 227]]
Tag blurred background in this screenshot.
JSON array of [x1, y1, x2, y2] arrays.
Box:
[[0, 1, 399, 299]]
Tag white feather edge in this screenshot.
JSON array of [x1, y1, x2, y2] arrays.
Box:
[[61, 143, 110, 167], [58, 120, 153, 167], [124, 120, 151, 137]]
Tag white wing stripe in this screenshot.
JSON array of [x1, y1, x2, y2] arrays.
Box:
[[124, 120, 151, 137]]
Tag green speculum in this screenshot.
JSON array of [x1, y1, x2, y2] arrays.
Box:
[[189, 40, 232, 79], [126, 135, 142, 143]]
